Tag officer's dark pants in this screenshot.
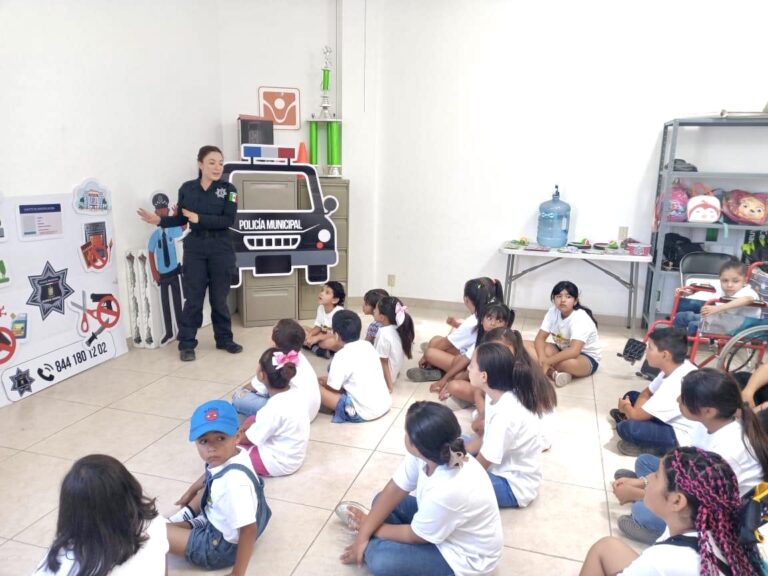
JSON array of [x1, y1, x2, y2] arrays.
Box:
[[178, 233, 235, 350], [159, 271, 183, 339]]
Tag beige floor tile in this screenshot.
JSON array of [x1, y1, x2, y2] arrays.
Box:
[[291, 516, 368, 576], [389, 377, 418, 409], [37, 364, 162, 406], [542, 431, 605, 490], [109, 375, 237, 419], [170, 350, 255, 386], [0, 396, 99, 450], [125, 421, 202, 483], [0, 540, 47, 576], [26, 408, 181, 462], [0, 447, 17, 464], [0, 452, 73, 539], [340, 451, 404, 507], [132, 471, 196, 518], [309, 411, 400, 451], [108, 344, 203, 375], [376, 407, 409, 456], [264, 441, 372, 510], [555, 374, 595, 400], [12, 508, 57, 548], [495, 546, 582, 575], [499, 479, 610, 561]]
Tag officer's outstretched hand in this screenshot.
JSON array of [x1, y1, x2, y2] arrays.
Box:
[[137, 208, 160, 225]]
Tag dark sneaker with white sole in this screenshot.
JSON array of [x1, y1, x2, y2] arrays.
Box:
[[613, 468, 638, 480], [618, 514, 663, 544], [180, 349, 196, 362], [406, 367, 443, 382], [609, 408, 628, 428]]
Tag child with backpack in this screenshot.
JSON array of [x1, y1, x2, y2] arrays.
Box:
[[167, 400, 271, 574], [34, 455, 168, 576], [373, 296, 414, 391], [527, 281, 601, 388], [581, 447, 763, 576], [612, 368, 768, 544], [611, 327, 697, 456]]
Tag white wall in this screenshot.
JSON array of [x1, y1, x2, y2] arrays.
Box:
[[367, 0, 768, 317]]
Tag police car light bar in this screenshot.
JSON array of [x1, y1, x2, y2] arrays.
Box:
[[241, 144, 296, 164]]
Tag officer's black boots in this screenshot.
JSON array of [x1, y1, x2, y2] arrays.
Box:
[[180, 349, 196, 362], [217, 341, 243, 354]]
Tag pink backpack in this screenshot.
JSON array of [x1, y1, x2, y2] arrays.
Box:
[[656, 182, 689, 223], [722, 190, 768, 225]]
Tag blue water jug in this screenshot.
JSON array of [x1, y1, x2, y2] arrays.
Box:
[[536, 185, 571, 248]]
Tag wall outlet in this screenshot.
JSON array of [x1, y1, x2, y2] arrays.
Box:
[[618, 226, 629, 242], [387, 274, 396, 287]]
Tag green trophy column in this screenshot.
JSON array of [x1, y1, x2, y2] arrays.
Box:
[[327, 121, 341, 167], [309, 120, 319, 165]]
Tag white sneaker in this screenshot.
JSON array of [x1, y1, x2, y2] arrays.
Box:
[[334, 501, 369, 531], [168, 505, 195, 523], [554, 371, 572, 388]]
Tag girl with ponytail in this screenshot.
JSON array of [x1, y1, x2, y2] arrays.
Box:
[[237, 347, 310, 477], [465, 342, 555, 508], [582, 447, 762, 575], [339, 401, 503, 575], [373, 296, 415, 392]]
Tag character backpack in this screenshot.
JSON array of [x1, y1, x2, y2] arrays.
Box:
[[722, 190, 768, 225], [686, 183, 721, 223], [655, 181, 688, 225]]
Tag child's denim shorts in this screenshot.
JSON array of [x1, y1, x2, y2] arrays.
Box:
[[186, 521, 238, 569], [332, 392, 365, 423]]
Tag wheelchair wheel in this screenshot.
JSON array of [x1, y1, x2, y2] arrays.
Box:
[[716, 325, 768, 373]]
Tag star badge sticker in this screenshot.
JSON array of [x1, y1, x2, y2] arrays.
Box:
[[26, 261, 74, 320], [215, 187, 227, 199], [10, 367, 34, 396]]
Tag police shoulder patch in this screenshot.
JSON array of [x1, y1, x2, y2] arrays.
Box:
[[228, 191, 238, 203]]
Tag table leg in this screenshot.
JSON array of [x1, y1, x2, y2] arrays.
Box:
[[504, 254, 515, 307], [629, 263, 638, 333]]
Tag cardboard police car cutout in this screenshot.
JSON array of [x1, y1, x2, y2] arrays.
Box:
[[225, 145, 339, 287]]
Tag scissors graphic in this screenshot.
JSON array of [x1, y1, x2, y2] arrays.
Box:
[[69, 291, 120, 333]]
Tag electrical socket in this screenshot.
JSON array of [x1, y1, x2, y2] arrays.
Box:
[[387, 274, 396, 288], [618, 226, 629, 242]]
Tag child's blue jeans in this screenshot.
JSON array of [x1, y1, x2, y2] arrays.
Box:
[[364, 494, 454, 576], [672, 311, 700, 337], [630, 454, 666, 534]]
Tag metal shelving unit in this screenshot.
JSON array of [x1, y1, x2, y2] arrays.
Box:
[[642, 116, 768, 328]]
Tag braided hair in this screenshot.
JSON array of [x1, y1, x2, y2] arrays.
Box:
[[664, 447, 762, 575]]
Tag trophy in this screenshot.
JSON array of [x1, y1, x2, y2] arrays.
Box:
[[309, 46, 342, 177]]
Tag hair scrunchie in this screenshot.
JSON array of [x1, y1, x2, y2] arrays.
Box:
[[395, 302, 409, 327], [272, 350, 299, 369]]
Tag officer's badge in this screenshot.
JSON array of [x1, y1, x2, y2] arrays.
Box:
[[215, 187, 227, 199]]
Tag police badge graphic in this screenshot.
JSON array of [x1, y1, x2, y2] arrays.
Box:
[[10, 367, 34, 396], [215, 187, 227, 199], [26, 261, 75, 320]]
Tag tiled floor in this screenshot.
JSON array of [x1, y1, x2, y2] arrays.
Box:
[[0, 306, 649, 575]]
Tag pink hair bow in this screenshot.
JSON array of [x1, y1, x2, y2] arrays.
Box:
[[272, 350, 299, 369], [395, 302, 409, 327]]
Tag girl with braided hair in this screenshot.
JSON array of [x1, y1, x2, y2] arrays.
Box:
[[464, 342, 555, 507], [582, 446, 762, 576], [236, 347, 310, 477], [339, 401, 503, 575]]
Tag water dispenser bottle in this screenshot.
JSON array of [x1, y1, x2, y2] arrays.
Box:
[[536, 185, 571, 248]]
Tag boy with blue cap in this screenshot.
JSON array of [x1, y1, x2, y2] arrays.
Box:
[[167, 400, 271, 575]]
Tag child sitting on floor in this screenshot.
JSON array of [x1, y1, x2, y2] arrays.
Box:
[[527, 280, 601, 388], [464, 342, 555, 507], [318, 310, 392, 423], [303, 281, 346, 358], [167, 400, 271, 575], [238, 348, 310, 477], [233, 318, 320, 422], [611, 327, 697, 456], [363, 288, 389, 343], [673, 259, 759, 336], [409, 277, 503, 382], [373, 296, 414, 392]]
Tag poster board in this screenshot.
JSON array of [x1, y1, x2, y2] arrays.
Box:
[[0, 186, 127, 406]]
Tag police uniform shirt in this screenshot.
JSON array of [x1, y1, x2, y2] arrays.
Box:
[[160, 178, 238, 232], [148, 226, 183, 274]]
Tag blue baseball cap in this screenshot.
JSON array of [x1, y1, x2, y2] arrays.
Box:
[[189, 400, 239, 441]]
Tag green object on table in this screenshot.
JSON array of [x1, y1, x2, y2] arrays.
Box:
[[327, 122, 341, 166], [309, 121, 318, 165], [322, 68, 330, 91]]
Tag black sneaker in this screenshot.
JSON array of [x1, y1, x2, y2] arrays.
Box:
[[617, 514, 663, 544], [160, 334, 173, 345], [217, 342, 243, 354], [180, 349, 196, 362], [614, 468, 638, 480], [609, 409, 628, 428]]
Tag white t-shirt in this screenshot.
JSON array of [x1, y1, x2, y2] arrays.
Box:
[[374, 324, 404, 381], [327, 340, 392, 421], [251, 351, 319, 422], [620, 530, 732, 576], [539, 306, 602, 362], [480, 391, 542, 507], [204, 447, 260, 543], [448, 314, 478, 354], [463, 342, 476, 360], [245, 387, 310, 477], [691, 419, 763, 496], [643, 361, 698, 446], [700, 285, 761, 334], [314, 304, 344, 331], [34, 515, 169, 575], [393, 453, 503, 576]]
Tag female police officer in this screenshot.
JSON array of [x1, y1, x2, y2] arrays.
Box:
[[137, 145, 242, 362]]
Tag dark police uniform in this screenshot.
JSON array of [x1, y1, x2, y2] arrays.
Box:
[[160, 178, 238, 352]]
